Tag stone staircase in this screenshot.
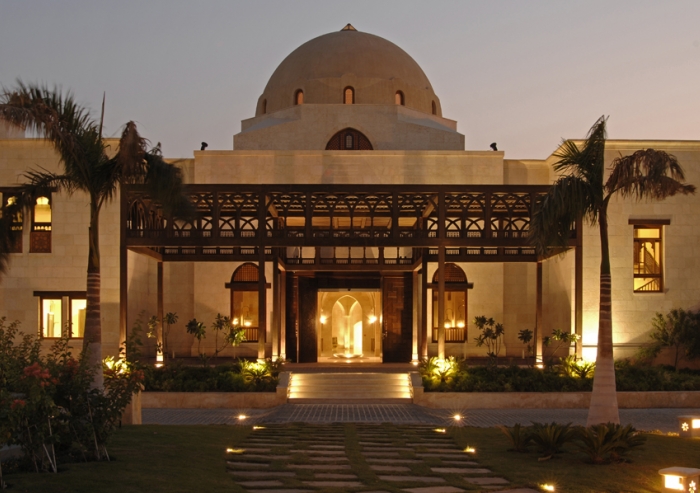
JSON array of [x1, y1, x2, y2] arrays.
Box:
[[287, 372, 413, 404]]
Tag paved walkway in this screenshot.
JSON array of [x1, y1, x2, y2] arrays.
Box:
[[143, 404, 700, 432]]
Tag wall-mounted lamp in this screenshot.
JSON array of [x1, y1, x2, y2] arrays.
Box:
[[320, 315, 327, 324], [678, 416, 700, 438]]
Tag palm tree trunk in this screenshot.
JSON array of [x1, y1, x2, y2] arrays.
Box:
[[83, 201, 104, 390], [586, 207, 619, 426]]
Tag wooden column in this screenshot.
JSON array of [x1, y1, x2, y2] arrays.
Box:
[[119, 191, 128, 355], [271, 254, 279, 360], [575, 217, 583, 358], [420, 252, 429, 359], [535, 260, 543, 364], [438, 246, 446, 360], [157, 261, 164, 361], [412, 267, 419, 363], [258, 249, 267, 361], [279, 267, 287, 361]]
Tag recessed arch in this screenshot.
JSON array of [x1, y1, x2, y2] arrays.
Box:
[[395, 90, 405, 106], [231, 262, 260, 282], [325, 128, 373, 150], [344, 86, 355, 104], [262, 99, 267, 114], [432, 100, 437, 115], [294, 89, 304, 105], [431, 263, 472, 343], [432, 263, 468, 283], [226, 262, 265, 342]]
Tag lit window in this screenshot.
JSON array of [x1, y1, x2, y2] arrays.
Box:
[[431, 263, 471, 342], [30, 195, 51, 253], [226, 263, 261, 342], [295, 90, 304, 105], [36, 292, 86, 338], [633, 225, 663, 292], [395, 91, 404, 106], [344, 87, 354, 104]]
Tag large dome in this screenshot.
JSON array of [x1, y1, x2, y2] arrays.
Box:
[[256, 25, 442, 117]]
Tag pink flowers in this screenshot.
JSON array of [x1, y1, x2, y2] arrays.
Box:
[[22, 362, 52, 387], [10, 399, 25, 410]]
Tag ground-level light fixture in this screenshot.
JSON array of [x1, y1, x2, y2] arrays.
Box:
[[464, 446, 476, 453], [540, 484, 555, 492], [237, 414, 247, 420], [253, 426, 265, 430], [659, 467, 700, 492], [434, 428, 446, 433], [678, 416, 700, 438], [226, 448, 244, 454], [453, 414, 462, 421]]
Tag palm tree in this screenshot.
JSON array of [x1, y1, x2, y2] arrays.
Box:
[[530, 116, 695, 426], [0, 81, 190, 388]]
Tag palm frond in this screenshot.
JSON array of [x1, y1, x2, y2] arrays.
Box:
[[115, 121, 148, 183], [606, 149, 696, 200], [22, 169, 79, 197], [530, 175, 596, 254]]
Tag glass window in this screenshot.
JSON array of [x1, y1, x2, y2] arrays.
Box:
[[633, 225, 663, 292], [71, 298, 87, 338], [432, 290, 466, 342], [232, 291, 258, 341], [42, 298, 62, 338], [295, 90, 304, 105], [30, 195, 52, 253], [2, 193, 23, 253], [344, 87, 354, 104], [395, 91, 404, 106], [39, 293, 86, 338]]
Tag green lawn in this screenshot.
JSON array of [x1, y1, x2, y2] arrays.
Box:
[[5, 424, 700, 492]]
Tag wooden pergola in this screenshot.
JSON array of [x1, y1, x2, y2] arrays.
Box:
[[120, 184, 583, 362]]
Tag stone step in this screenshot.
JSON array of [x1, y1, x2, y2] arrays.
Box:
[[288, 371, 413, 403]]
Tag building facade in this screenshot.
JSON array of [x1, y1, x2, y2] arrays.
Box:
[[2, 26, 699, 365]]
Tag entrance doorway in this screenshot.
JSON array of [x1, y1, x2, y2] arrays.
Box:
[[317, 290, 382, 362]]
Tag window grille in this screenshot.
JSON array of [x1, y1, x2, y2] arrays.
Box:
[[633, 225, 663, 292]]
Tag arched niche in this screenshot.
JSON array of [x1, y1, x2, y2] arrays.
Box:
[[431, 263, 473, 342], [325, 128, 373, 150], [224, 263, 270, 342]]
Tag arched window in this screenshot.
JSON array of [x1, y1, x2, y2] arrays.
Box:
[[431, 264, 472, 343], [325, 128, 373, 150], [295, 89, 304, 105], [225, 263, 265, 342], [344, 87, 354, 104], [395, 91, 405, 106], [432, 101, 437, 115], [262, 99, 267, 114], [30, 195, 51, 253]]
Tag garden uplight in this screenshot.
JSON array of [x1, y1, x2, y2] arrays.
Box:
[[659, 467, 700, 492], [237, 414, 247, 420], [541, 484, 555, 492], [226, 448, 244, 454], [464, 446, 476, 453], [253, 426, 265, 430], [434, 428, 446, 433], [453, 414, 462, 421]]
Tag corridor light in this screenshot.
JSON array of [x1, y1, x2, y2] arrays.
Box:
[[678, 416, 700, 437], [369, 315, 377, 324], [320, 315, 327, 324], [457, 321, 465, 328]]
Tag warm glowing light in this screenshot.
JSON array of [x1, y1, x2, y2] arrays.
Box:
[[369, 315, 377, 324], [154, 363, 164, 368], [682, 422, 690, 432], [411, 361, 419, 366], [226, 448, 244, 454], [453, 414, 462, 421], [444, 322, 451, 329], [693, 419, 700, 429], [320, 315, 327, 324], [244, 321, 252, 327], [535, 363, 544, 369], [664, 475, 684, 490], [36, 196, 49, 205], [156, 353, 164, 363], [541, 484, 555, 492], [434, 428, 446, 433], [237, 414, 247, 420], [457, 321, 465, 328], [232, 318, 239, 325], [253, 426, 265, 430], [464, 446, 476, 453]]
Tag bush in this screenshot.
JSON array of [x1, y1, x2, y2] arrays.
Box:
[[142, 360, 279, 392], [0, 318, 143, 474], [497, 423, 532, 452], [529, 421, 576, 459], [575, 423, 646, 464]]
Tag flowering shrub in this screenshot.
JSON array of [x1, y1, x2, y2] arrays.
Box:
[[0, 318, 143, 475]]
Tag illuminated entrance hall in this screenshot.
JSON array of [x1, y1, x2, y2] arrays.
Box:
[[317, 290, 382, 362]]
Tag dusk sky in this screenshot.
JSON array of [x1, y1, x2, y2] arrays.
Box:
[[1, 1, 698, 159]]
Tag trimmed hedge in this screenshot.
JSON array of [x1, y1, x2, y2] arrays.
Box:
[[143, 363, 278, 392]]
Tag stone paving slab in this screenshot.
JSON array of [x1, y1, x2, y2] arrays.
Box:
[[310, 456, 349, 461], [287, 464, 351, 470], [229, 471, 296, 478], [238, 480, 284, 487], [491, 490, 539, 493], [303, 481, 363, 487], [371, 465, 411, 472], [367, 458, 423, 464], [226, 461, 269, 468], [432, 467, 491, 474], [379, 475, 446, 483], [315, 473, 358, 479], [247, 490, 312, 493]]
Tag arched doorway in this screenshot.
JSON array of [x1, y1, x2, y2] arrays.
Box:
[[431, 263, 472, 343]]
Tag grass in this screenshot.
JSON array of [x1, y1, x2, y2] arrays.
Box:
[[453, 427, 700, 492], [5, 423, 700, 492]]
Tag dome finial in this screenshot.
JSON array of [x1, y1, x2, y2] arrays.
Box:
[[341, 23, 357, 31]]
